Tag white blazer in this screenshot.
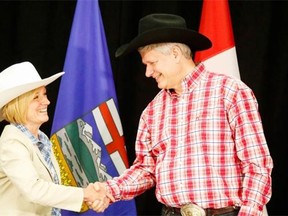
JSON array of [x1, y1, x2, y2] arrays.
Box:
[[0, 124, 84, 215]]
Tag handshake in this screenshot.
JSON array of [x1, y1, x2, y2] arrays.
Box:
[[83, 182, 114, 213]]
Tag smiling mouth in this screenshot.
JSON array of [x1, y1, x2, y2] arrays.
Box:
[[39, 109, 47, 113], [154, 74, 161, 82]]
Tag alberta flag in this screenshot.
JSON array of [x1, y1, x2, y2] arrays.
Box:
[[50, 0, 137, 215], [194, 0, 268, 215]]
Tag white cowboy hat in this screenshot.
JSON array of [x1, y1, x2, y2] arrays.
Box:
[[0, 61, 64, 121]]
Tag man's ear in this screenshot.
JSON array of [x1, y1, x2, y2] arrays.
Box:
[[171, 45, 182, 62]]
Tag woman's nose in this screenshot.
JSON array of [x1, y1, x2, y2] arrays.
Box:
[[40, 96, 50, 105]]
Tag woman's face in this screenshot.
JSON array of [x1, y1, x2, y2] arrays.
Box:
[[26, 86, 50, 128]]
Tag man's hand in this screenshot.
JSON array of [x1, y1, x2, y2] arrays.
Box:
[[93, 182, 115, 202], [84, 182, 115, 212]]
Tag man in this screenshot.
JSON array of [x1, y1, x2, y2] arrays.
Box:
[[92, 13, 273, 216]]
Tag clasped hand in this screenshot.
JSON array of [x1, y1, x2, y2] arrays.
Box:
[[83, 182, 115, 212]]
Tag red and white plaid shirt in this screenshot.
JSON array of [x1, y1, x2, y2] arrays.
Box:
[[107, 63, 273, 216]]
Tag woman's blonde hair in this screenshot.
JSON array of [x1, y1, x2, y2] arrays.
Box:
[[1, 88, 39, 124]]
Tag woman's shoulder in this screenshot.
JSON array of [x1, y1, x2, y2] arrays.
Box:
[[0, 124, 31, 145]]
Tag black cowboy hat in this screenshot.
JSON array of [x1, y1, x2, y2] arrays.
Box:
[[115, 13, 212, 57]]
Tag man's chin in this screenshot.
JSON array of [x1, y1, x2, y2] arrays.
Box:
[[157, 83, 165, 89]]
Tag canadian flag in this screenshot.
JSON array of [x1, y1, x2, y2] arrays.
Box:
[[194, 0, 240, 79], [194, 0, 268, 215]]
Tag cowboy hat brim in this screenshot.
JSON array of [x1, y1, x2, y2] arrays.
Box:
[[0, 71, 64, 121], [115, 27, 212, 57]]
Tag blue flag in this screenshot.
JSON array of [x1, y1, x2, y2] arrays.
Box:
[[50, 0, 137, 215]]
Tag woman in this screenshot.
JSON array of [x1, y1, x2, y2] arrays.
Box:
[[0, 62, 113, 215]]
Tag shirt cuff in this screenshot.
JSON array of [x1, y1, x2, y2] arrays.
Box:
[[105, 180, 121, 201], [238, 205, 263, 216]]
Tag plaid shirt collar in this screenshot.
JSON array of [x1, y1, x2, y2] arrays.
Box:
[[13, 123, 50, 147]]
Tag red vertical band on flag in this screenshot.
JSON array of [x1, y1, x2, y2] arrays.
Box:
[[194, 0, 234, 62]]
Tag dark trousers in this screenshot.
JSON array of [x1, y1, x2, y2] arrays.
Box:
[[161, 205, 239, 216]]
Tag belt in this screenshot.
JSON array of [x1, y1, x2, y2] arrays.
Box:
[[206, 206, 240, 216], [163, 205, 240, 216]]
